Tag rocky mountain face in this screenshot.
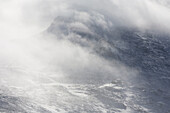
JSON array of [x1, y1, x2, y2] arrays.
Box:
[[48, 11, 170, 78], [47, 11, 170, 113]]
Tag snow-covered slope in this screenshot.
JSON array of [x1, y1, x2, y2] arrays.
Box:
[[46, 11, 170, 113], [0, 0, 170, 113]]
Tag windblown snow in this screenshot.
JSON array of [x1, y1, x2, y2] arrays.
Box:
[[0, 0, 170, 113]]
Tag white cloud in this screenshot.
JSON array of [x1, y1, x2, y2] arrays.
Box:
[[0, 0, 140, 86]]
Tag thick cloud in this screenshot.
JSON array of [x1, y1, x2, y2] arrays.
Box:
[[0, 0, 169, 86], [1, 0, 170, 34], [21, 0, 170, 33], [0, 0, 140, 84]]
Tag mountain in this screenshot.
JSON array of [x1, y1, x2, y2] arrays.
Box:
[[0, 3, 170, 112], [46, 11, 170, 113]]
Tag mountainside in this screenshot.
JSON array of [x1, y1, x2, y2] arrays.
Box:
[[0, 1, 170, 113], [46, 11, 170, 113]]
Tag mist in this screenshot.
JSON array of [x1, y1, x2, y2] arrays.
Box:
[[0, 0, 170, 113], [0, 0, 143, 85]]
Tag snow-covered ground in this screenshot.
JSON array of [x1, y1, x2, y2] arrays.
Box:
[[0, 66, 149, 113], [0, 0, 170, 113]]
